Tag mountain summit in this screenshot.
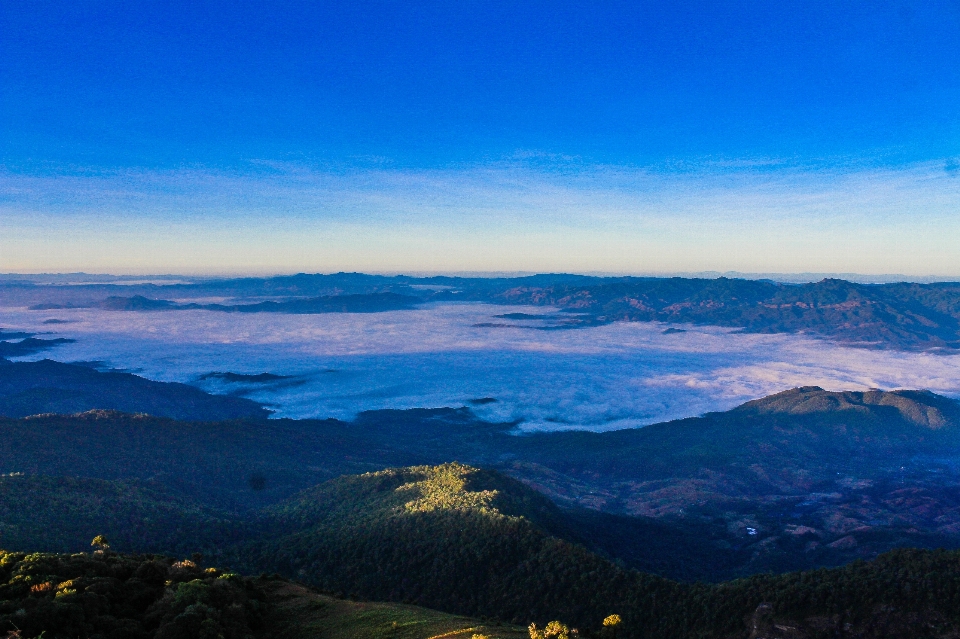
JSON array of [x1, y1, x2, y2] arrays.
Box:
[[733, 386, 960, 428]]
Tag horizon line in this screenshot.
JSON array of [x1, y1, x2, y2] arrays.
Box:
[[2, 270, 960, 285]]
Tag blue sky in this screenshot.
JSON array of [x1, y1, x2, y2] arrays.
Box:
[[2, 1, 960, 274]]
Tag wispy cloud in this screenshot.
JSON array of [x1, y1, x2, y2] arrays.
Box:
[[2, 160, 959, 274]]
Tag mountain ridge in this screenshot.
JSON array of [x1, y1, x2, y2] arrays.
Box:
[[4, 386, 960, 579], [0, 358, 270, 421], [732, 386, 960, 428], [228, 463, 960, 638], [10, 273, 960, 349]]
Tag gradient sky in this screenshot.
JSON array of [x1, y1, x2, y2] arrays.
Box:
[[2, 1, 959, 275]]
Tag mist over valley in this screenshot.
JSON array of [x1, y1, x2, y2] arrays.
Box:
[[6, 277, 960, 429], [6, 2, 960, 634]]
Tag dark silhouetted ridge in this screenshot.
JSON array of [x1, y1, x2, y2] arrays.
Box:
[[0, 359, 269, 420]]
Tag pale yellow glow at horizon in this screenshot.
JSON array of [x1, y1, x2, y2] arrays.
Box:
[[3, 161, 959, 276]]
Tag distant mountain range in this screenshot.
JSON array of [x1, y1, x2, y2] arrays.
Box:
[[30, 291, 422, 314], [8, 272, 960, 349], [5, 305, 960, 635]]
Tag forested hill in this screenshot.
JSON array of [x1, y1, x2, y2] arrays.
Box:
[[0, 358, 269, 420], [7, 466, 960, 638], [238, 463, 960, 639], [6, 387, 960, 578], [233, 463, 705, 631]]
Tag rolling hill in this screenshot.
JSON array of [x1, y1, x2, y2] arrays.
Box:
[[235, 463, 960, 638], [5, 386, 960, 579], [6, 461, 960, 638]]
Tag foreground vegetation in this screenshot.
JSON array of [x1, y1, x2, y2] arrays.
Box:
[[6, 465, 960, 637], [0, 547, 528, 639], [0, 549, 266, 639]]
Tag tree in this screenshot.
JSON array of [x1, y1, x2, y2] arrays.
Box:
[[529, 621, 578, 639], [91, 535, 110, 550], [601, 614, 622, 638], [249, 473, 267, 491]]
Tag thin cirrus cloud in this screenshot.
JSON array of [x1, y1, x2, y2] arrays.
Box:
[[4, 302, 960, 430], [2, 159, 959, 275]]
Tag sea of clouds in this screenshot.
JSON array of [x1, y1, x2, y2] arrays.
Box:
[[4, 301, 960, 431]]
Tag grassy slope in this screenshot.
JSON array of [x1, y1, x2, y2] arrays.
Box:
[[260, 581, 526, 639]]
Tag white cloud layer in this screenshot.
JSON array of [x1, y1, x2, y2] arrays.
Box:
[[4, 302, 960, 430]]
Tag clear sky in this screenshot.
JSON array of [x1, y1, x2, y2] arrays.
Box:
[[2, 1, 959, 275]]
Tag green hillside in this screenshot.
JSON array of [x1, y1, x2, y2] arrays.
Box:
[[236, 463, 960, 639], [0, 474, 243, 557], [5, 463, 960, 637], [6, 387, 960, 579], [239, 463, 655, 631]]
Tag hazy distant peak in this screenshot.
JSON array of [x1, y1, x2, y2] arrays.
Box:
[[733, 386, 960, 429]]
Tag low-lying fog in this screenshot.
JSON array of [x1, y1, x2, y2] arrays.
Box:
[[4, 302, 960, 430]]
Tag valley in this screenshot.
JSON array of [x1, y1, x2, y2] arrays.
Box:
[[4, 379, 960, 582], [7, 1, 957, 634], [6, 275, 960, 635], [8, 273, 960, 350]]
